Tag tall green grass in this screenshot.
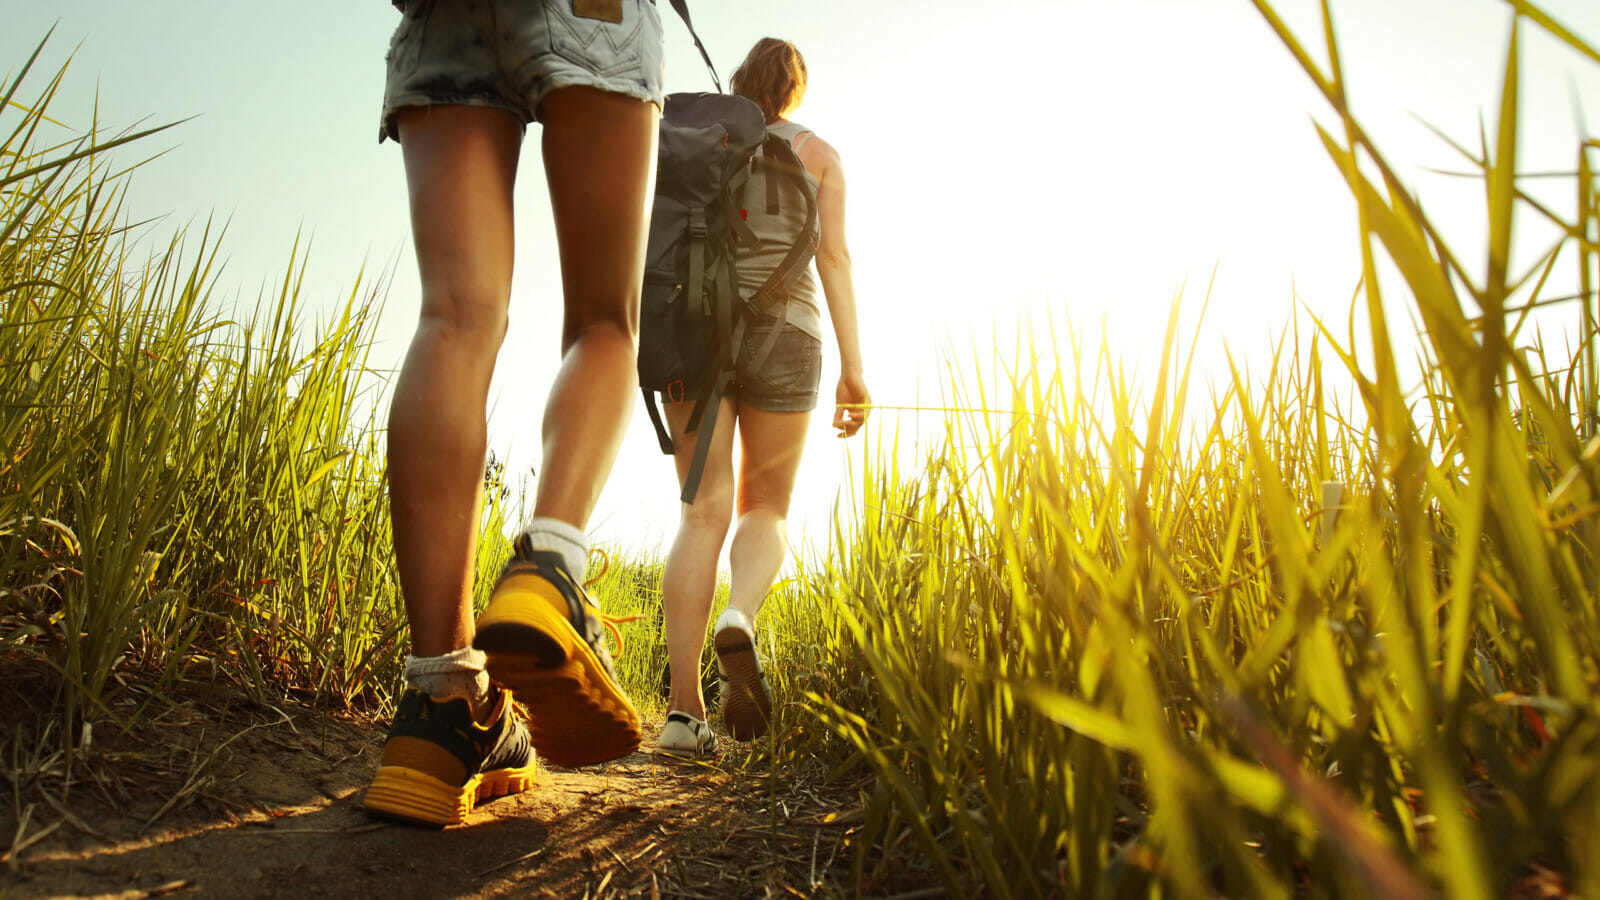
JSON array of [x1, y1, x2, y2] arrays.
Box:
[[0, 43, 410, 742], [754, 2, 1600, 896]]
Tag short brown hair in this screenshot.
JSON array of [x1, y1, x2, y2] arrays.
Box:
[[730, 38, 807, 122]]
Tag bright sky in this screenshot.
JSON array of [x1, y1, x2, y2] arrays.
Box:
[[5, 0, 1600, 562]]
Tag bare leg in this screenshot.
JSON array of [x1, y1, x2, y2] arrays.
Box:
[[531, 87, 659, 528], [388, 106, 522, 658], [727, 407, 812, 622], [661, 397, 738, 720]]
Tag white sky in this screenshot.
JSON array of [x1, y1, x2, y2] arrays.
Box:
[[5, 0, 1599, 563]]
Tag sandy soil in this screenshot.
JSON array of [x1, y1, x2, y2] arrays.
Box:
[[0, 695, 869, 899]]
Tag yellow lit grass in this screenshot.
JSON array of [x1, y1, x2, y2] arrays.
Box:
[[755, 2, 1600, 896]]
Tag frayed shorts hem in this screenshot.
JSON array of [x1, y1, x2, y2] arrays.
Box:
[[379, 74, 661, 143]]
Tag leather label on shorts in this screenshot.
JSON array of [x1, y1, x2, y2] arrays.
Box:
[[573, 0, 624, 23]]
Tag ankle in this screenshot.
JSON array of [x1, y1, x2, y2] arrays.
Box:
[[519, 516, 589, 580], [668, 693, 705, 721], [717, 605, 757, 635], [404, 647, 492, 720]]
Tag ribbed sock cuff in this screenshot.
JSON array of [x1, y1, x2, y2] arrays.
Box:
[[520, 516, 589, 580], [404, 647, 489, 705]]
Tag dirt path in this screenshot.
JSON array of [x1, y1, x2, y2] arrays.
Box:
[[0, 699, 866, 899]]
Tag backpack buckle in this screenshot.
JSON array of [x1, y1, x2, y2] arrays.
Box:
[[666, 380, 685, 404]]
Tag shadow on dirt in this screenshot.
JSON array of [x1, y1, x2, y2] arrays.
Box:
[[2, 696, 861, 899]]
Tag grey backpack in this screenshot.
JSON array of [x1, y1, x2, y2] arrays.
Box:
[[636, 69, 818, 503]]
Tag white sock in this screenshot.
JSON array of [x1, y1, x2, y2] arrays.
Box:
[[520, 516, 589, 581], [404, 647, 490, 714], [716, 606, 755, 636]]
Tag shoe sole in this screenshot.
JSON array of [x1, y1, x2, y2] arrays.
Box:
[[714, 626, 771, 742], [474, 572, 641, 767], [364, 761, 538, 828], [655, 744, 715, 761]]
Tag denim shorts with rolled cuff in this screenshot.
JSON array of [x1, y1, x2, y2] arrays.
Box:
[[729, 317, 823, 413], [380, 0, 666, 142]]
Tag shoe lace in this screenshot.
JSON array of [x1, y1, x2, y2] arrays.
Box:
[[583, 546, 612, 587], [584, 547, 643, 656], [600, 610, 643, 657]]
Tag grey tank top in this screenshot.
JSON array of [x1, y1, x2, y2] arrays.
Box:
[[737, 120, 823, 342]]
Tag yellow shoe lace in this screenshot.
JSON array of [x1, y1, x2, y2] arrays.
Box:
[[584, 547, 643, 657]]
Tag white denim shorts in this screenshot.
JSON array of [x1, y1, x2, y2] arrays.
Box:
[[380, 0, 665, 141]]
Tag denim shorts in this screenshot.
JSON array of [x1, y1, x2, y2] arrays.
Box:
[[380, 0, 665, 141], [731, 317, 822, 413]]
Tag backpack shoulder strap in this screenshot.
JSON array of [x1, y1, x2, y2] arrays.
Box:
[[746, 134, 819, 318], [665, 0, 723, 93]]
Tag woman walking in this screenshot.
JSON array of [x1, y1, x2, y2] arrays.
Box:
[[364, 0, 662, 826], [657, 38, 870, 756]]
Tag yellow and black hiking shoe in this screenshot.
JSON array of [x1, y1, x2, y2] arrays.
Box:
[[473, 542, 641, 767], [363, 686, 537, 827]]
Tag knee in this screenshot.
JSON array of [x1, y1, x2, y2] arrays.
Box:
[[681, 485, 734, 537], [563, 304, 638, 349], [735, 489, 790, 522], [416, 281, 510, 354]]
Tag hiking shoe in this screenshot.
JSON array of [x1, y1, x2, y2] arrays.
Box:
[[363, 686, 537, 827], [658, 711, 717, 759], [473, 542, 641, 767], [713, 608, 773, 741]]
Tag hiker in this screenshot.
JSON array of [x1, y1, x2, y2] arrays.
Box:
[[362, 1, 663, 827], [655, 38, 870, 757]]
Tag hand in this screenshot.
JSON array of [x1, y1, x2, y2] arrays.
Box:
[[832, 370, 870, 438]]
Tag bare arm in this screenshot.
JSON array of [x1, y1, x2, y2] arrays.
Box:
[[798, 134, 869, 437]]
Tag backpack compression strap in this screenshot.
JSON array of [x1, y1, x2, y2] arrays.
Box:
[[666, 0, 722, 93], [642, 388, 674, 454], [678, 368, 731, 503], [676, 194, 750, 504]]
